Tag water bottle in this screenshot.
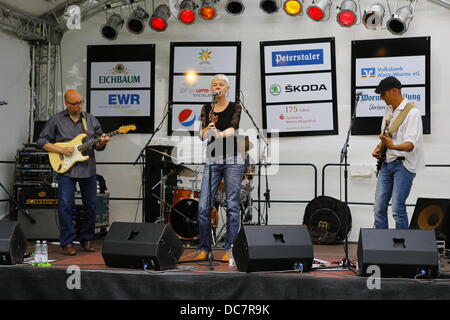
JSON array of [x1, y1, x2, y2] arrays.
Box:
[[34, 241, 41, 264], [41, 241, 48, 264], [229, 245, 236, 268]]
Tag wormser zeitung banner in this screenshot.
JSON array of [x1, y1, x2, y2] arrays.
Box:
[[260, 38, 338, 137], [351, 37, 430, 135]]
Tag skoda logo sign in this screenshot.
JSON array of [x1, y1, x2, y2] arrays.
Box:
[[270, 84, 281, 96]]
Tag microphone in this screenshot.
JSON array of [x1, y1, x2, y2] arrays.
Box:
[[213, 90, 220, 97]]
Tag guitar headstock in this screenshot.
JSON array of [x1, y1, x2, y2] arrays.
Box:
[[118, 124, 136, 134]]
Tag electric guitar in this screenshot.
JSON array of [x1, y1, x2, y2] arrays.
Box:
[[48, 125, 136, 174], [375, 120, 390, 177]]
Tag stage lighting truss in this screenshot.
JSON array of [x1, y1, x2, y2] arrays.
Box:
[[101, 13, 124, 40], [260, 0, 281, 14], [199, 0, 218, 20], [225, 0, 245, 15], [126, 6, 149, 34], [387, 0, 417, 35], [336, 0, 360, 27], [150, 4, 171, 31], [178, 0, 198, 24], [307, 0, 332, 21], [283, 0, 304, 16], [362, 3, 387, 30]]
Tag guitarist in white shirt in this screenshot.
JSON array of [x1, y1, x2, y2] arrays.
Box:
[[37, 89, 110, 255], [371, 77, 424, 229]]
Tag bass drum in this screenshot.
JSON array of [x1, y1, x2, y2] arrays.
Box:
[[169, 198, 218, 241]]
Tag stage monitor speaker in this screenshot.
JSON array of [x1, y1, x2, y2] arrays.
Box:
[[0, 221, 27, 265], [102, 222, 184, 270], [357, 228, 439, 278], [410, 198, 450, 248], [232, 225, 314, 273]]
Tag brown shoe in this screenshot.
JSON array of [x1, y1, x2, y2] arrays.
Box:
[[81, 241, 95, 252], [62, 244, 76, 256]]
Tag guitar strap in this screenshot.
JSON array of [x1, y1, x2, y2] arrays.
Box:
[[386, 103, 415, 135], [81, 112, 88, 134]]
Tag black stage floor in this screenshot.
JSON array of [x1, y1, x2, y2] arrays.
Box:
[[1, 241, 450, 300]]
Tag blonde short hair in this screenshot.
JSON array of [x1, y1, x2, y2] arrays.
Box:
[[211, 74, 229, 86]]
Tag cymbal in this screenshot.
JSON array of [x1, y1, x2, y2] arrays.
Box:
[[148, 148, 177, 161], [176, 165, 197, 177]]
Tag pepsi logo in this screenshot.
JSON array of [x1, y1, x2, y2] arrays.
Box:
[[178, 109, 197, 127]]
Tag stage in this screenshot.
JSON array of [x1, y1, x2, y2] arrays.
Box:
[[1, 241, 450, 300]]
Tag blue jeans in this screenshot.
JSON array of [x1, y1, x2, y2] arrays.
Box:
[[197, 158, 245, 252], [57, 174, 97, 246], [374, 160, 416, 229]]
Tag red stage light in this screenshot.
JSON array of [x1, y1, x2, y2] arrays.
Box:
[[150, 17, 167, 31], [179, 9, 196, 24], [337, 10, 356, 26], [307, 7, 324, 20]]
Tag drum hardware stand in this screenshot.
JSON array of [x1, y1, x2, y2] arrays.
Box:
[[133, 101, 172, 222], [152, 166, 179, 224], [238, 95, 270, 225], [150, 192, 197, 226], [338, 92, 362, 272]]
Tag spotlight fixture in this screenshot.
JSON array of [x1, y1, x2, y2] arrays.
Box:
[[362, 3, 385, 30], [199, 0, 217, 20], [387, 5, 414, 35], [150, 4, 170, 31], [126, 6, 149, 34], [225, 0, 245, 15], [307, 0, 331, 21], [283, 0, 303, 15], [178, 0, 197, 24], [101, 13, 124, 40], [337, 0, 358, 27], [260, 0, 280, 14]]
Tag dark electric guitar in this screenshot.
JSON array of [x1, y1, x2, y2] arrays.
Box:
[[375, 120, 390, 177]]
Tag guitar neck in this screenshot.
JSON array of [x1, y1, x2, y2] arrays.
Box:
[[78, 130, 118, 151]]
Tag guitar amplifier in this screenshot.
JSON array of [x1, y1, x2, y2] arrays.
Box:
[[15, 185, 57, 208]]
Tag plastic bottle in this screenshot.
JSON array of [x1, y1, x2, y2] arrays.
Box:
[[34, 240, 41, 265], [41, 241, 48, 264]]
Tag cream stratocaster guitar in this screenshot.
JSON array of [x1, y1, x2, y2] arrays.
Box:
[[49, 125, 136, 174]]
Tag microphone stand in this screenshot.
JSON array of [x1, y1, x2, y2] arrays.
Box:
[[238, 96, 270, 225], [339, 92, 361, 270], [0, 181, 35, 224], [133, 101, 172, 222]]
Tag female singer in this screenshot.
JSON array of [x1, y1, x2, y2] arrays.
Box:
[[195, 74, 245, 261]]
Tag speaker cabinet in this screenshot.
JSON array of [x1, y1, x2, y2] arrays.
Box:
[[232, 225, 314, 273], [357, 228, 439, 278], [102, 222, 184, 270], [17, 208, 60, 240], [410, 198, 450, 247], [0, 221, 27, 265]]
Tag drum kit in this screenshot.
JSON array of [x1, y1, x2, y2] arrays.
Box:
[[148, 148, 256, 244]]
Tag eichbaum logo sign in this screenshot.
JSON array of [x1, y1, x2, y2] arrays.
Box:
[[91, 61, 151, 89]]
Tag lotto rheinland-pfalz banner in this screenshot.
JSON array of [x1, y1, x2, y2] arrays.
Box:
[[168, 42, 241, 135], [260, 38, 338, 137], [351, 37, 430, 135], [87, 44, 155, 133]]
